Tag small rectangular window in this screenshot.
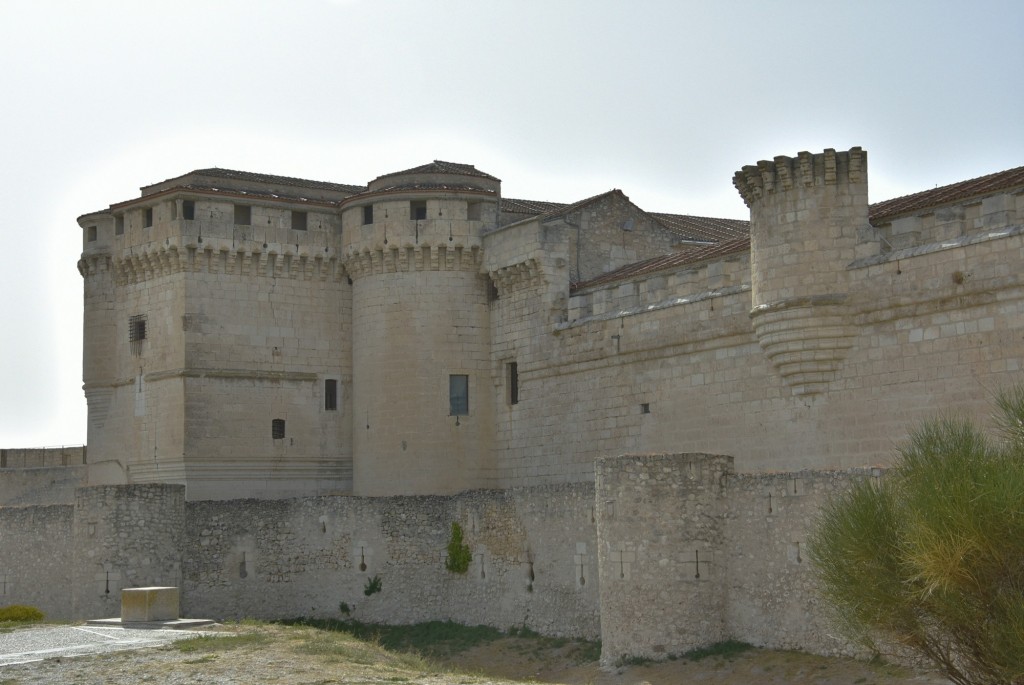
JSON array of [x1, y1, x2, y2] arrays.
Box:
[[144, 207, 153, 228], [507, 362, 519, 405], [272, 418, 286, 440], [292, 211, 308, 231], [449, 374, 469, 416], [467, 202, 482, 221], [115, 215, 125, 235], [87, 226, 97, 242], [325, 379, 337, 411], [170, 201, 178, 220], [411, 200, 427, 221], [362, 205, 374, 225], [182, 200, 195, 220], [129, 314, 147, 356], [234, 204, 251, 225]]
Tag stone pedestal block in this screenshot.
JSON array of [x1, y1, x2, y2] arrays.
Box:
[[121, 586, 179, 622]]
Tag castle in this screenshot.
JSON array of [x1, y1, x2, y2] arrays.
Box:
[[1, 147, 1022, 663]]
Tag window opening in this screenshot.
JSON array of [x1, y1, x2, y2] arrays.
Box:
[[115, 215, 125, 235], [362, 205, 374, 225], [170, 201, 178, 220], [272, 419, 286, 440], [234, 204, 251, 226], [449, 375, 469, 416], [467, 202, 482, 221], [507, 362, 519, 405], [410, 200, 427, 221], [292, 211, 307, 231], [182, 200, 195, 220], [143, 207, 153, 228], [325, 379, 338, 411], [129, 314, 147, 356], [87, 226, 97, 242]]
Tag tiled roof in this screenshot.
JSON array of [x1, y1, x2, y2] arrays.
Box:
[[501, 197, 568, 214], [183, 168, 365, 194], [538, 189, 626, 221], [650, 213, 749, 243], [356, 182, 496, 195], [374, 160, 499, 182], [869, 165, 1024, 223], [572, 237, 751, 291]]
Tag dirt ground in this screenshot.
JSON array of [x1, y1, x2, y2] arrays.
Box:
[[0, 622, 953, 685]]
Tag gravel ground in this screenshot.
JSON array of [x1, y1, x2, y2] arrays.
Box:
[[0, 623, 952, 685]]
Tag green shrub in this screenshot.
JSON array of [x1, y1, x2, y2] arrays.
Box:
[[363, 575, 382, 596], [0, 605, 44, 623], [445, 522, 472, 574], [809, 385, 1024, 685]]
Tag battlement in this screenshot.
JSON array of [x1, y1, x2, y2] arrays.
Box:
[[733, 147, 866, 208]]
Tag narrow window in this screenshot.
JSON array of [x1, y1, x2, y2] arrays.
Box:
[[410, 200, 427, 221], [170, 201, 178, 220], [234, 204, 251, 226], [362, 205, 374, 225], [143, 207, 153, 228], [449, 375, 469, 416], [325, 379, 338, 411], [292, 210, 307, 231], [507, 362, 519, 405], [182, 200, 195, 220], [272, 419, 286, 440], [129, 314, 147, 356], [87, 226, 97, 242], [115, 215, 125, 235], [467, 202, 482, 221]]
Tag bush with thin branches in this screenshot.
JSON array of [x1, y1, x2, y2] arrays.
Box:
[[808, 386, 1024, 685]]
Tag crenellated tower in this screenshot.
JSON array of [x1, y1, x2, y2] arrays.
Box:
[[733, 147, 868, 395], [340, 162, 500, 496]]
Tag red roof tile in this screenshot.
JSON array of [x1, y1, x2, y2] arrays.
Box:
[[572, 237, 751, 292], [869, 165, 1024, 223]]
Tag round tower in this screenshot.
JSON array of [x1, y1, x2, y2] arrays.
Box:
[[341, 162, 499, 496], [733, 147, 868, 395], [78, 211, 119, 468]]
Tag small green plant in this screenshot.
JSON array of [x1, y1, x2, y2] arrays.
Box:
[[363, 575, 382, 596], [339, 601, 351, 615], [445, 522, 472, 574], [0, 605, 44, 623]]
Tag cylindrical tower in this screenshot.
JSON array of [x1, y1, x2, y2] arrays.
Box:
[[733, 147, 868, 395], [78, 212, 119, 468], [341, 162, 499, 495]]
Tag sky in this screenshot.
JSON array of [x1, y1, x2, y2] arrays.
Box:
[[0, 0, 1021, 448]]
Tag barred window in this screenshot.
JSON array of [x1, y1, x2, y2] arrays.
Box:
[[272, 419, 286, 440], [129, 315, 147, 356]]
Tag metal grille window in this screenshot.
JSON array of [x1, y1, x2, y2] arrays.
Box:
[[272, 419, 286, 440], [449, 375, 469, 416], [129, 315, 147, 356]]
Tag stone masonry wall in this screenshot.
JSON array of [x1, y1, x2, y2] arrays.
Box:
[[0, 504, 74, 618], [596, 453, 876, 664]]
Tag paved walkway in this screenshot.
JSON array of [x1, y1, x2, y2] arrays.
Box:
[[0, 625, 199, 666]]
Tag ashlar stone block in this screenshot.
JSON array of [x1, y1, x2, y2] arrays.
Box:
[[121, 586, 179, 622]]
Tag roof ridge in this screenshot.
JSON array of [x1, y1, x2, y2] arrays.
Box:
[[869, 164, 1024, 223]]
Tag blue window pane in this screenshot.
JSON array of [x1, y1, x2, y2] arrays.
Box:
[[449, 375, 469, 416]]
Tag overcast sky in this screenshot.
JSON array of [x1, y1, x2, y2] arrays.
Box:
[[1, 0, 1021, 448]]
